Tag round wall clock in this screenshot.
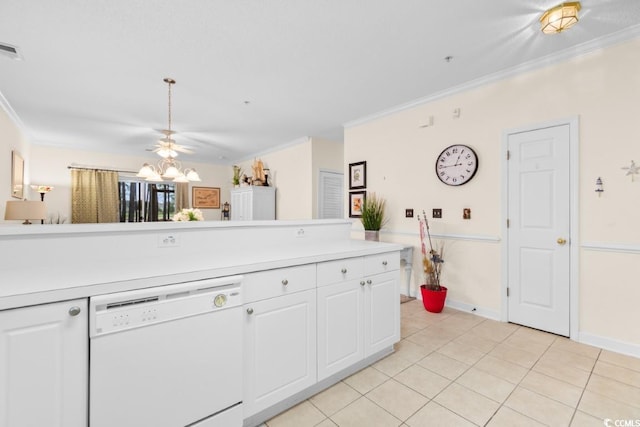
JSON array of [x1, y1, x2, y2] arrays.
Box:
[[435, 144, 478, 186]]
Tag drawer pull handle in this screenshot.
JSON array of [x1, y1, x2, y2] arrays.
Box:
[[68, 306, 81, 317], [382, 261, 388, 266], [367, 279, 373, 285], [360, 281, 366, 286], [341, 268, 347, 274], [282, 279, 289, 286], [246, 308, 254, 315]]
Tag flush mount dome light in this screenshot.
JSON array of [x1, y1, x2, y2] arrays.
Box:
[[540, 2, 582, 34]]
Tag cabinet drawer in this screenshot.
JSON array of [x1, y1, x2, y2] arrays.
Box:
[[317, 257, 364, 287], [364, 252, 400, 276], [243, 264, 316, 303]]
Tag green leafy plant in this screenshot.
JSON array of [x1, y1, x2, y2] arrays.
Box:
[[360, 193, 388, 231], [232, 165, 243, 185]]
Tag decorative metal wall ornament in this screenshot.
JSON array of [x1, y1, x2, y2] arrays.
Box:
[[621, 160, 640, 182]]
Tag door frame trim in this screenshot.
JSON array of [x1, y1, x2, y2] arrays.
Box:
[[500, 116, 580, 339]]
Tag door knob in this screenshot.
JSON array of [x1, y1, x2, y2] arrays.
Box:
[[246, 308, 254, 315], [557, 238, 567, 245], [68, 306, 81, 317], [341, 268, 347, 274]]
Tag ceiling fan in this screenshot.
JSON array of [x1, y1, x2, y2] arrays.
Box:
[[148, 129, 194, 157], [147, 78, 194, 158]]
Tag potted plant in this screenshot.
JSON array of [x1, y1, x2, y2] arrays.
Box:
[[232, 165, 243, 187], [418, 211, 446, 312], [360, 193, 388, 241]]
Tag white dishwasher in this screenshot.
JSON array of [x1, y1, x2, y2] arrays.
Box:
[[89, 276, 243, 427]]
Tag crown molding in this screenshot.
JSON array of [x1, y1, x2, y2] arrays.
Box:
[[0, 89, 28, 136], [345, 24, 640, 130]]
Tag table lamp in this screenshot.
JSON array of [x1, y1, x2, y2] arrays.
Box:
[[4, 200, 47, 224]]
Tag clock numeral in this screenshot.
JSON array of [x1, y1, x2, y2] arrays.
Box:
[[452, 178, 457, 183], [439, 171, 446, 176]]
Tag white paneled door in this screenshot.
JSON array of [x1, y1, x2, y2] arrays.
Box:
[[507, 124, 571, 336]]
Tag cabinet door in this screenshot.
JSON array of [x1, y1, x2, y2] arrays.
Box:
[[364, 271, 400, 357], [0, 299, 88, 427], [230, 190, 242, 220], [243, 289, 316, 417], [317, 279, 364, 381]]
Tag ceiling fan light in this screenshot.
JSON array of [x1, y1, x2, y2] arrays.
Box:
[[162, 165, 181, 179], [145, 171, 163, 182], [185, 169, 201, 182], [157, 148, 178, 158], [137, 163, 155, 178], [540, 2, 581, 34]]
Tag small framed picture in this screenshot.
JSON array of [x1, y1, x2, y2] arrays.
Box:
[[192, 186, 220, 209], [11, 150, 24, 199], [349, 161, 366, 190], [349, 191, 366, 218]]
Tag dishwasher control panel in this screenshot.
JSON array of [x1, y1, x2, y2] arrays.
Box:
[[89, 276, 242, 337]]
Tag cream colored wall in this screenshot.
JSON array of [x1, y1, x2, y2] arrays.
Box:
[[235, 139, 313, 220], [0, 107, 31, 223], [29, 145, 232, 221], [311, 137, 343, 218], [345, 38, 640, 353]]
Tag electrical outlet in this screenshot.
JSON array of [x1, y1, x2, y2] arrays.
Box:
[[432, 208, 442, 219], [295, 228, 306, 238], [158, 234, 180, 248], [405, 209, 414, 218]]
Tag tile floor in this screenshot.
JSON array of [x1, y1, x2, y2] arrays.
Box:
[[263, 300, 640, 426]]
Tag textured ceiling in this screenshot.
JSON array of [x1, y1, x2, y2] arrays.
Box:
[[1, 1, 639, 164]]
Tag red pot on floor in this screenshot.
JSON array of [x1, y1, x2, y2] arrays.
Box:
[[420, 285, 448, 313]]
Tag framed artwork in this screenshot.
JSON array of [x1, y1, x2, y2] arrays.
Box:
[[192, 186, 220, 209], [349, 191, 366, 218], [349, 161, 366, 190], [11, 150, 24, 199]]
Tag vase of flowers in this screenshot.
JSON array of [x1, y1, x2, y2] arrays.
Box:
[[172, 208, 204, 222], [418, 211, 446, 312]]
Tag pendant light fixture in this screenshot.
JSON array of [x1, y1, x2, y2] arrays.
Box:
[[137, 78, 201, 182], [540, 2, 582, 34]]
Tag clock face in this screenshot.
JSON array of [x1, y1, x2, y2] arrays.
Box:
[[435, 144, 478, 186]]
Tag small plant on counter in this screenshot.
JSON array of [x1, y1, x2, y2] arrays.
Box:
[[172, 208, 204, 221], [360, 193, 388, 231], [418, 211, 444, 290]]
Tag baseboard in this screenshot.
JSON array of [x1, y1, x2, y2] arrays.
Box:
[[578, 332, 640, 359], [416, 294, 501, 322]]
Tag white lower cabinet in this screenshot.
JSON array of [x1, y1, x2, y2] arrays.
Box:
[[317, 253, 400, 381], [364, 270, 400, 356], [317, 278, 364, 380], [242, 266, 317, 418], [0, 299, 88, 427]]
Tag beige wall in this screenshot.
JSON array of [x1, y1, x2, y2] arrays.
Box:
[[235, 136, 343, 220], [0, 106, 31, 222], [345, 38, 640, 354], [29, 145, 232, 222]]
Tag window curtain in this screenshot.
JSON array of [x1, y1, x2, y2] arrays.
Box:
[[71, 169, 119, 223], [175, 182, 188, 211]]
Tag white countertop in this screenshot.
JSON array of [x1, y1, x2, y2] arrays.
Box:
[[0, 220, 400, 310]]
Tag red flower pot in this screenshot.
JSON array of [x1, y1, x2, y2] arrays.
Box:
[[420, 285, 448, 313]]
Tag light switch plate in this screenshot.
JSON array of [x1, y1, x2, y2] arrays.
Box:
[[433, 209, 442, 219]]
